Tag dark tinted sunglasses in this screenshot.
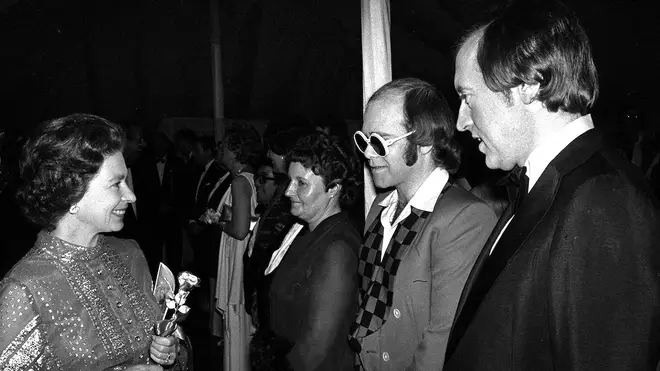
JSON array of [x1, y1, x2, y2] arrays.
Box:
[[353, 130, 415, 157], [256, 174, 277, 183]]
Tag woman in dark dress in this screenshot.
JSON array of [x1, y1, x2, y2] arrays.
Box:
[[252, 133, 361, 371]]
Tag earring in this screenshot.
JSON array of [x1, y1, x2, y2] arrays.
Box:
[[69, 205, 79, 214]]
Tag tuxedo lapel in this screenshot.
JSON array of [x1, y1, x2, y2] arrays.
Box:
[[491, 131, 602, 271], [207, 173, 233, 210], [446, 130, 603, 361], [448, 201, 516, 348], [162, 157, 174, 193], [196, 162, 224, 208], [486, 167, 559, 275]]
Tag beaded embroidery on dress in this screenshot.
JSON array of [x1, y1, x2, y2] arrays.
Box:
[[0, 231, 161, 371]]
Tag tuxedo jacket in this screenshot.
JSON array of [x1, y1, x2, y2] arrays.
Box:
[[445, 130, 660, 370], [357, 184, 497, 371], [189, 160, 227, 218], [131, 151, 186, 223], [190, 170, 233, 278]]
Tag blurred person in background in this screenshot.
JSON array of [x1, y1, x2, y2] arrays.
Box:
[[0, 128, 39, 277], [132, 131, 186, 276], [212, 123, 263, 371], [173, 128, 197, 166]]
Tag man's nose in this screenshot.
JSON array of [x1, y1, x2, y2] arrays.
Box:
[[456, 102, 472, 132], [363, 142, 379, 159]]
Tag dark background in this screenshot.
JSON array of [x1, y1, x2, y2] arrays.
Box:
[[1, 0, 659, 182]]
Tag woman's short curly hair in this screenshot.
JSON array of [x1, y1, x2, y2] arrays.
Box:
[[225, 123, 264, 169], [16, 113, 125, 231], [287, 133, 360, 209]]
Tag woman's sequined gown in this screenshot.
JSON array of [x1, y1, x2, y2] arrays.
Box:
[[0, 232, 162, 371]]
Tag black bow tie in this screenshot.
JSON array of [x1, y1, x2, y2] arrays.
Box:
[[157, 157, 166, 164], [496, 165, 529, 212]]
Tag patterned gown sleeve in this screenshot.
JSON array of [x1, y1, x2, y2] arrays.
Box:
[[0, 278, 59, 371]]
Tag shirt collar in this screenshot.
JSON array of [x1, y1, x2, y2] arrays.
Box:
[[204, 159, 215, 172], [379, 167, 450, 212], [524, 114, 594, 192]]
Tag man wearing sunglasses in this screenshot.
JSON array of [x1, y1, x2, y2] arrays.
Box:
[[349, 78, 497, 371]]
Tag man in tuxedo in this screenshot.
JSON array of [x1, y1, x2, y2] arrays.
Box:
[[349, 78, 496, 370], [131, 131, 187, 276], [185, 135, 230, 275], [174, 128, 197, 166], [445, 1, 660, 370]]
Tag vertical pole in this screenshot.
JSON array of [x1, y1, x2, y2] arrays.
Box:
[[210, 0, 225, 141], [361, 0, 392, 217]]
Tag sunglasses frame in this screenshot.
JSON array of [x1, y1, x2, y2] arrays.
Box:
[[256, 174, 277, 183], [353, 130, 415, 157]]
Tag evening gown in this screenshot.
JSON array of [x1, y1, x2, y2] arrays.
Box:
[[215, 171, 257, 371], [0, 231, 177, 370]]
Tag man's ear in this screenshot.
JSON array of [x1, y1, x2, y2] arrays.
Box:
[[515, 82, 541, 105]]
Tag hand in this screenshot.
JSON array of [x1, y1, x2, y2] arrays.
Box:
[[124, 365, 163, 371], [186, 222, 204, 236], [150, 335, 179, 366], [220, 204, 232, 223]]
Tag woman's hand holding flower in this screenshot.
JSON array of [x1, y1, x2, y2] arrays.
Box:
[[150, 334, 179, 366]]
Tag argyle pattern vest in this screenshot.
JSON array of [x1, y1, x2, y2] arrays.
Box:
[[348, 206, 431, 348]]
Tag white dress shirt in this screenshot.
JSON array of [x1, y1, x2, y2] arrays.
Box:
[[489, 114, 595, 254], [378, 167, 449, 260], [156, 157, 166, 185]]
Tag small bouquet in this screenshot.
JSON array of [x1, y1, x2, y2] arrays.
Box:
[[199, 205, 233, 225], [153, 263, 201, 337], [198, 208, 223, 225]]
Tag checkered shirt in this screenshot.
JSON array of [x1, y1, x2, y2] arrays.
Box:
[[349, 206, 431, 343]]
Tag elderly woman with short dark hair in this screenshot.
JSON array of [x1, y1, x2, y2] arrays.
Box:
[[251, 133, 361, 371], [0, 114, 184, 370]]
